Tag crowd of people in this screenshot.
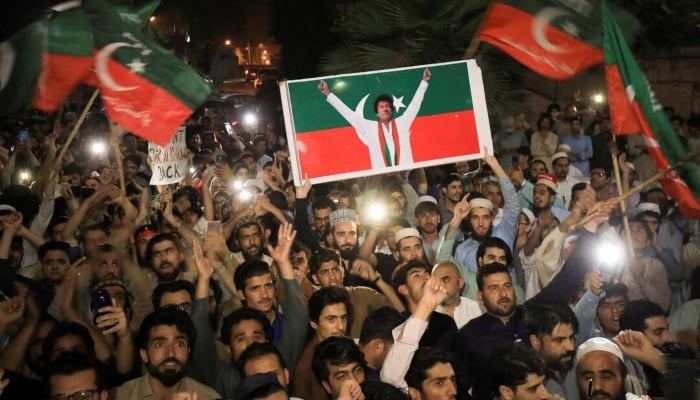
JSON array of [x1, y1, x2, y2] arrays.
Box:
[[0, 95, 698, 400]]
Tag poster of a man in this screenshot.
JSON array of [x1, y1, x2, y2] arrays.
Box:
[[318, 68, 431, 168], [279, 60, 493, 185]]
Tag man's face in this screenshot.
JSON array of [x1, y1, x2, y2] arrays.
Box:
[[478, 272, 516, 318], [42, 249, 70, 283], [103, 285, 127, 309], [570, 120, 582, 135], [398, 237, 425, 262], [50, 334, 89, 361], [254, 141, 267, 157], [533, 185, 554, 210], [376, 101, 393, 123], [238, 273, 275, 314], [229, 319, 267, 362], [312, 303, 348, 340], [416, 210, 440, 235], [124, 161, 138, 179], [507, 373, 549, 400], [596, 295, 625, 337], [386, 224, 404, 252], [83, 230, 108, 258], [322, 362, 366, 399], [640, 215, 660, 234], [552, 158, 570, 180], [150, 240, 183, 282], [589, 169, 609, 190], [160, 290, 193, 314], [290, 251, 309, 276], [400, 267, 430, 305], [576, 352, 626, 400], [94, 250, 121, 281], [237, 225, 263, 259], [49, 222, 66, 242], [332, 221, 358, 259], [442, 181, 463, 204], [476, 247, 508, 267], [49, 369, 107, 400], [173, 196, 191, 215], [482, 184, 503, 208], [529, 162, 546, 180], [536, 323, 576, 374], [136, 234, 156, 261], [414, 362, 457, 400], [642, 316, 673, 347], [469, 208, 493, 241], [313, 207, 332, 234], [244, 354, 290, 390], [313, 260, 345, 288], [140, 325, 190, 387], [124, 136, 138, 151], [432, 265, 464, 306]]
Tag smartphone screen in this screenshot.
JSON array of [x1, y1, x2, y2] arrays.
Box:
[[18, 130, 29, 144]]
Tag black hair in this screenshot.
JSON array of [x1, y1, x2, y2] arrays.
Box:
[[79, 224, 110, 245], [235, 220, 262, 240], [144, 232, 182, 267], [308, 287, 352, 323], [405, 347, 453, 391], [359, 306, 404, 346], [38, 241, 71, 260], [414, 201, 440, 218], [391, 259, 430, 292], [238, 342, 287, 373], [628, 216, 654, 241], [221, 307, 272, 345], [619, 300, 666, 331], [536, 114, 553, 130], [476, 263, 511, 292], [361, 381, 409, 400], [476, 237, 513, 267], [373, 94, 394, 113], [138, 307, 195, 350], [241, 380, 286, 400], [386, 217, 411, 229], [42, 322, 96, 361], [312, 196, 337, 212], [597, 283, 629, 310], [523, 299, 579, 337], [440, 173, 462, 189], [487, 343, 545, 396], [292, 241, 311, 258], [46, 351, 108, 391], [151, 280, 195, 309], [233, 260, 273, 294], [309, 248, 341, 276], [124, 153, 143, 167], [312, 336, 366, 384]]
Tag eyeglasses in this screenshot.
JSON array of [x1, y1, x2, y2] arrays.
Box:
[[591, 172, 608, 177], [51, 389, 99, 400], [162, 303, 192, 314]]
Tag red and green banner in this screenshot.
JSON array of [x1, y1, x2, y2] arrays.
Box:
[[0, 18, 47, 116], [280, 61, 492, 185], [603, 1, 700, 218], [34, 0, 160, 111], [83, 0, 210, 146], [477, 0, 639, 80]]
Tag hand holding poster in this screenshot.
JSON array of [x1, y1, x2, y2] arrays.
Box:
[[280, 60, 493, 185], [148, 126, 188, 185]]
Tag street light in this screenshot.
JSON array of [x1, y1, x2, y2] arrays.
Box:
[[592, 93, 605, 104], [225, 39, 231, 46], [149, 16, 156, 22]]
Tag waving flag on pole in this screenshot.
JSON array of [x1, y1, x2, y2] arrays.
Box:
[[83, 0, 210, 146], [603, 1, 700, 218], [34, 0, 160, 111], [476, 0, 639, 80]]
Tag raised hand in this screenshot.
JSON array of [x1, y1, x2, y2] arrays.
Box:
[[295, 175, 312, 199], [418, 277, 448, 311], [349, 259, 377, 282], [266, 222, 297, 264], [336, 378, 364, 400], [423, 68, 431, 82], [0, 296, 26, 328], [95, 302, 129, 338], [318, 80, 330, 96], [192, 238, 213, 281]]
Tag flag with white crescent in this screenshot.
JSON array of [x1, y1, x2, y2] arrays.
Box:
[[83, 0, 210, 146], [0, 18, 46, 116], [476, 0, 639, 80]]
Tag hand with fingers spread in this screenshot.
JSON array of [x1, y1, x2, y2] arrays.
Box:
[[295, 175, 312, 199], [267, 222, 297, 280], [0, 296, 26, 328], [613, 330, 665, 372]]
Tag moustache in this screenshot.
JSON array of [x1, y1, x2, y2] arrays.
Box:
[[159, 358, 182, 368]]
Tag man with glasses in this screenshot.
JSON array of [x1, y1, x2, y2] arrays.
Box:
[[47, 351, 107, 400], [152, 280, 195, 315]]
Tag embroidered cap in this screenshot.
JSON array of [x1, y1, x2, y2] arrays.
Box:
[[535, 173, 558, 191], [469, 198, 493, 212], [329, 208, 358, 227]]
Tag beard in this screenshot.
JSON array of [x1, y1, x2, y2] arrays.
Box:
[[547, 351, 574, 373], [146, 358, 186, 387], [154, 262, 183, 282], [337, 243, 359, 260], [469, 224, 493, 243], [243, 246, 263, 260]]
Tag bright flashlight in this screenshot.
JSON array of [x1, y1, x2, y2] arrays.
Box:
[[233, 180, 243, 190], [367, 202, 386, 222], [597, 241, 625, 281], [91, 141, 106, 155], [239, 190, 253, 202], [189, 167, 196, 174], [19, 170, 30, 182], [243, 113, 257, 126], [592, 93, 604, 104]]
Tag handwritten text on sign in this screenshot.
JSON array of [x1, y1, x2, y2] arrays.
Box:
[[148, 126, 188, 185]]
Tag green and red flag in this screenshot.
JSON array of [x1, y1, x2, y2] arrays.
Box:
[[0, 17, 47, 116], [34, 0, 160, 111], [280, 61, 493, 185], [476, 0, 639, 80], [603, 1, 700, 218], [83, 0, 210, 146]]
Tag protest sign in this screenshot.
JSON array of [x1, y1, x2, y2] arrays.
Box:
[[280, 60, 493, 185], [148, 126, 188, 185]]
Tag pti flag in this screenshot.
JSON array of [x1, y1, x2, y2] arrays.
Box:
[[477, 0, 639, 80], [34, 0, 160, 111], [0, 18, 47, 116], [281, 61, 493, 185], [603, 1, 700, 218], [83, 0, 210, 146]]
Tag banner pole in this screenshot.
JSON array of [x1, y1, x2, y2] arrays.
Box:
[[56, 89, 100, 164], [109, 119, 127, 196], [463, 38, 482, 60], [610, 135, 634, 256]]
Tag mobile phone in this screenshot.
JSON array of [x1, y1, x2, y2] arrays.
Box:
[[70, 186, 82, 198], [207, 220, 222, 232], [90, 289, 115, 329], [81, 186, 96, 199], [216, 155, 228, 164], [18, 130, 29, 144]]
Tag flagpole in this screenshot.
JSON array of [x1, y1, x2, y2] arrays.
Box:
[[56, 89, 100, 164], [463, 38, 482, 59], [108, 120, 128, 197], [610, 135, 634, 256]]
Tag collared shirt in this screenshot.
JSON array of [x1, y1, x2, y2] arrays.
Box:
[[112, 375, 220, 400], [435, 296, 483, 329]]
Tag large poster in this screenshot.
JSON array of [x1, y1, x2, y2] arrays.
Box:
[[280, 60, 493, 185], [148, 126, 188, 185]]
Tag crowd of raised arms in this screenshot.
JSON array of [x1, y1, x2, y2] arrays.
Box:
[[0, 98, 698, 400]]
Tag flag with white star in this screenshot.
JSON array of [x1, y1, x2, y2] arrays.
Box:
[[83, 0, 210, 146], [476, 0, 639, 80], [280, 61, 492, 185]]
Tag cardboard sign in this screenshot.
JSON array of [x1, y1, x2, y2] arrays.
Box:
[[148, 126, 188, 185]]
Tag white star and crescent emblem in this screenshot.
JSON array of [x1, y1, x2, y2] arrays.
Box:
[[95, 42, 138, 91], [392, 95, 405, 112], [127, 58, 147, 74], [532, 7, 578, 54], [353, 93, 407, 117]]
